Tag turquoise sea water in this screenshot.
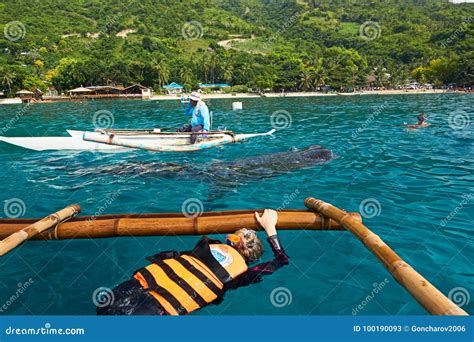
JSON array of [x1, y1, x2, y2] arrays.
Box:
[[0, 94, 472, 315]]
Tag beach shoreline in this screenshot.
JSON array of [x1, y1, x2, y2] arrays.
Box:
[[149, 89, 467, 101], [4, 89, 468, 105]]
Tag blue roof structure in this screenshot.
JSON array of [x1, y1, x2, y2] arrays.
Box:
[[199, 83, 231, 88], [163, 82, 183, 89]]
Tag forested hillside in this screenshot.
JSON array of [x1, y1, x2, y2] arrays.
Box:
[[0, 0, 472, 94]]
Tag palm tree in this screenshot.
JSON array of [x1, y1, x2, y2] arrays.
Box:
[[222, 67, 233, 84], [1, 70, 15, 93], [199, 54, 211, 83], [238, 63, 253, 85], [299, 69, 311, 91], [306, 57, 326, 91], [208, 54, 218, 84], [153, 60, 170, 88], [220, 60, 233, 84], [311, 67, 326, 91], [373, 65, 388, 87], [179, 66, 193, 85]]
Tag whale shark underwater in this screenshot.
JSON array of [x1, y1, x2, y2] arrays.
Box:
[[76, 144, 336, 185], [58, 144, 336, 208], [213, 144, 334, 175], [206, 144, 335, 187]]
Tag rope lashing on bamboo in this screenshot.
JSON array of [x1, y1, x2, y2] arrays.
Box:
[[0, 204, 81, 256]]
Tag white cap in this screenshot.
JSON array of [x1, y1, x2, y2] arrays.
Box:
[[189, 91, 201, 101]]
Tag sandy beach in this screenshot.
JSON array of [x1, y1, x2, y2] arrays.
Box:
[[149, 89, 465, 101], [27, 89, 468, 103]]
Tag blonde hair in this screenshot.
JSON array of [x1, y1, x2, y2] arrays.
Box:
[[233, 228, 263, 263]]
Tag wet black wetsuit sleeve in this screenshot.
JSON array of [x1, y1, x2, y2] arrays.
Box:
[[226, 235, 289, 290]]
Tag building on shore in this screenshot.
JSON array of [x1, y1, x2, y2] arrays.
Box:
[[83, 86, 121, 95], [141, 87, 153, 99], [162, 82, 184, 94], [15, 89, 37, 102], [45, 87, 59, 97], [68, 87, 93, 97], [53, 84, 152, 101], [122, 84, 149, 95]]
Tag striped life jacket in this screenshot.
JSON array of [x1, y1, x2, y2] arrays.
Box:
[[134, 237, 248, 315]]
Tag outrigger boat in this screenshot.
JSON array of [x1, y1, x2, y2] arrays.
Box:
[[0, 128, 275, 152]]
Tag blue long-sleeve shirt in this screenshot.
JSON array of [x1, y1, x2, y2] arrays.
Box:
[[185, 102, 210, 131]]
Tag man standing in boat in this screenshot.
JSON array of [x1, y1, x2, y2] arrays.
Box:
[[178, 91, 211, 144]]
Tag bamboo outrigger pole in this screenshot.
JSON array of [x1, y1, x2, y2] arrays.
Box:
[[0, 210, 361, 241], [304, 197, 468, 316], [82, 129, 276, 152], [0, 204, 80, 257]]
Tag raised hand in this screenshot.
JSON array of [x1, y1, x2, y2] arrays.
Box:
[[255, 209, 278, 237]]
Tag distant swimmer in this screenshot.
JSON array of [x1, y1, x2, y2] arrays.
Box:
[[406, 113, 430, 129], [416, 113, 430, 126], [96, 209, 289, 315]]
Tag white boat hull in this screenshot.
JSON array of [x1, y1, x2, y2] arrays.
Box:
[[0, 136, 125, 151], [82, 129, 275, 152], [0, 129, 275, 152]]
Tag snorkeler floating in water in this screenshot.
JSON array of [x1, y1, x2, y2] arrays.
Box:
[[406, 113, 430, 129], [96, 209, 289, 315]]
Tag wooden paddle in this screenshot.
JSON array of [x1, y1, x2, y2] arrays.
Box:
[[0, 204, 80, 257]]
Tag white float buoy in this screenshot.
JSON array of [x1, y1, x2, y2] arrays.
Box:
[[232, 102, 243, 110]]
